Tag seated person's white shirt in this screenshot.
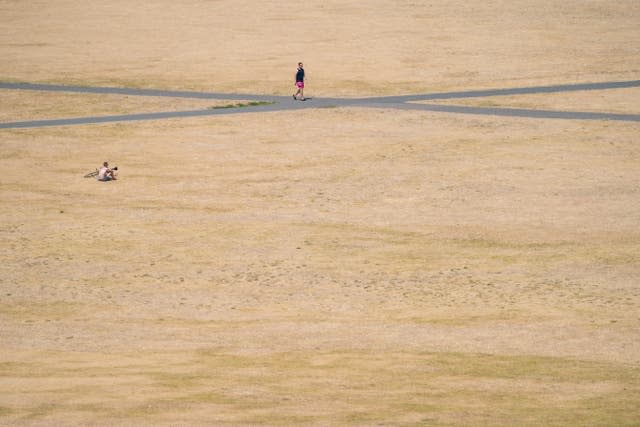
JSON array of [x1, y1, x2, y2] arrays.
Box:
[[98, 166, 108, 180]]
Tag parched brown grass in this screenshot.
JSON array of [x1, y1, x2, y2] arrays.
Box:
[[1, 0, 640, 426], [2, 0, 639, 95], [0, 90, 245, 122], [3, 349, 639, 426]]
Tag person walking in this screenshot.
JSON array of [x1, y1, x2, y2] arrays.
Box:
[[293, 62, 305, 101]]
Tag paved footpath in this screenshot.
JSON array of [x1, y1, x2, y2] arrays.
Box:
[[1, 79, 639, 129]]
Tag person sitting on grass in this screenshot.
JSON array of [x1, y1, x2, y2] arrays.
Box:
[[97, 161, 117, 181]]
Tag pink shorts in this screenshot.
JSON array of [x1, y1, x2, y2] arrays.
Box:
[[296, 81, 304, 89]]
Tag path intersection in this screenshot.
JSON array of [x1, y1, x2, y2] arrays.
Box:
[[1, 79, 639, 129]]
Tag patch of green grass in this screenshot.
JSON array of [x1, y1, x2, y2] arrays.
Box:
[[208, 101, 274, 110]]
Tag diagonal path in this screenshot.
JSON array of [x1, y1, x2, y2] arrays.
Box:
[[1, 79, 639, 129], [356, 79, 640, 103], [361, 102, 640, 122]]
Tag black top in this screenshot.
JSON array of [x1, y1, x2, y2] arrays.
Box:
[[296, 68, 305, 82]]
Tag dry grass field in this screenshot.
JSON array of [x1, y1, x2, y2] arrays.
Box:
[[1, 1, 640, 426]]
